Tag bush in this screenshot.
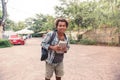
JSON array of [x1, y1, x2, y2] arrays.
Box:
[[0, 39, 12, 48], [32, 33, 43, 37], [79, 39, 97, 45], [70, 39, 78, 44], [108, 42, 119, 46], [69, 37, 78, 44], [77, 34, 82, 41]]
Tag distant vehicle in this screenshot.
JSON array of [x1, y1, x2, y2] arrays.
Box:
[[22, 35, 27, 40], [8, 35, 25, 45]]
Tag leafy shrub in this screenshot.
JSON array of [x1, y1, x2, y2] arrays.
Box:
[[77, 34, 82, 41], [108, 42, 118, 46], [70, 39, 77, 44], [0, 39, 12, 48], [79, 39, 97, 45], [32, 33, 43, 37], [69, 38, 78, 44]]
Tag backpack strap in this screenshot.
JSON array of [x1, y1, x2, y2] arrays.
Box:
[[48, 30, 56, 45], [64, 33, 68, 45]]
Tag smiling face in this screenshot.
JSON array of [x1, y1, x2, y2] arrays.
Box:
[[56, 21, 67, 33]]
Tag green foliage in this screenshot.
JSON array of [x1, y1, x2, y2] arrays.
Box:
[[0, 39, 12, 48], [70, 39, 78, 44], [41, 15, 54, 31], [16, 21, 26, 31], [5, 19, 26, 31], [69, 37, 97, 45], [107, 42, 119, 46], [69, 35, 78, 44], [32, 33, 43, 37], [77, 34, 82, 41], [55, 0, 120, 31], [25, 14, 54, 33], [79, 39, 97, 45]]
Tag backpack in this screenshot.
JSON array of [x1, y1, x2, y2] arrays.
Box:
[[40, 31, 56, 61]]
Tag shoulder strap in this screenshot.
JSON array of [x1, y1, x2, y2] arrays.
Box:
[[64, 33, 67, 40], [48, 31, 56, 44], [64, 33, 68, 45]]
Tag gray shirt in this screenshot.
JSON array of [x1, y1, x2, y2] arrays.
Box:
[[52, 53, 64, 63]]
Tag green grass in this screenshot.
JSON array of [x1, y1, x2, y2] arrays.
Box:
[[0, 39, 12, 48]]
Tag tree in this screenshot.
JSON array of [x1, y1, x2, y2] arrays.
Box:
[[25, 14, 55, 33], [55, 0, 120, 30], [41, 15, 54, 31], [5, 19, 15, 30]]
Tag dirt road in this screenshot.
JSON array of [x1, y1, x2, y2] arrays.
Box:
[[0, 38, 120, 80]]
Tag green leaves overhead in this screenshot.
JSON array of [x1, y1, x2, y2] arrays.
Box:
[[5, 0, 120, 33], [25, 14, 55, 33], [55, 0, 120, 30]]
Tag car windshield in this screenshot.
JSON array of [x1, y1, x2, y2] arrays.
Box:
[[9, 35, 22, 39], [10, 35, 18, 38]]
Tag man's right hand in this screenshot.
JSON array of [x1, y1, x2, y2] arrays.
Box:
[[49, 45, 62, 51]]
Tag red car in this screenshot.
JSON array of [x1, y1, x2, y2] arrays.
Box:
[[8, 35, 25, 45]]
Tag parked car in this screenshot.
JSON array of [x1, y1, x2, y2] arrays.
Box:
[[8, 35, 25, 45]]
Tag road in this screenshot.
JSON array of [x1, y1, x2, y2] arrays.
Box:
[[0, 38, 120, 80]]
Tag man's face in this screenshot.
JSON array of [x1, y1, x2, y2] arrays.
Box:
[[57, 21, 67, 33]]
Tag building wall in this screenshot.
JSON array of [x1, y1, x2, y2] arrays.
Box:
[[82, 27, 119, 44]]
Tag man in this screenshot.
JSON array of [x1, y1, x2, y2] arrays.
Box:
[[41, 18, 70, 80]]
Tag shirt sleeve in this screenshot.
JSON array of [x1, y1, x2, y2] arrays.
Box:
[[41, 31, 53, 50]]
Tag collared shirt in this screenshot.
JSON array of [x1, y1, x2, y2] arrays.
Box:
[[41, 31, 70, 64]]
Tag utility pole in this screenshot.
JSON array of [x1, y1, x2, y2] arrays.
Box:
[[0, 0, 7, 39]]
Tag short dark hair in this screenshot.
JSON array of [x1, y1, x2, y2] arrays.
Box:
[[55, 18, 68, 28]]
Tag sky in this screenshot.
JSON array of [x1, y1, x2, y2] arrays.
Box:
[[7, 0, 60, 22]]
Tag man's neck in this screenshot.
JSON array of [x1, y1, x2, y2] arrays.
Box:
[[57, 32, 64, 36]]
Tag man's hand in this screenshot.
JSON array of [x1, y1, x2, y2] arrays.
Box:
[[49, 45, 61, 51], [49, 45, 67, 53]]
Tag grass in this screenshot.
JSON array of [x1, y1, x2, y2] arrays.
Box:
[[0, 39, 12, 48]]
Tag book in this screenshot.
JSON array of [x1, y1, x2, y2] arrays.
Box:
[[58, 40, 67, 48], [56, 40, 67, 53]]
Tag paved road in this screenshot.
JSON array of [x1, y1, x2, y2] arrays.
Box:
[[0, 38, 120, 80]]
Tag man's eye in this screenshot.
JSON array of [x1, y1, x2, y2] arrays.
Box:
[[59, 25, 65, 27], [59, 25, 62, 27]]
